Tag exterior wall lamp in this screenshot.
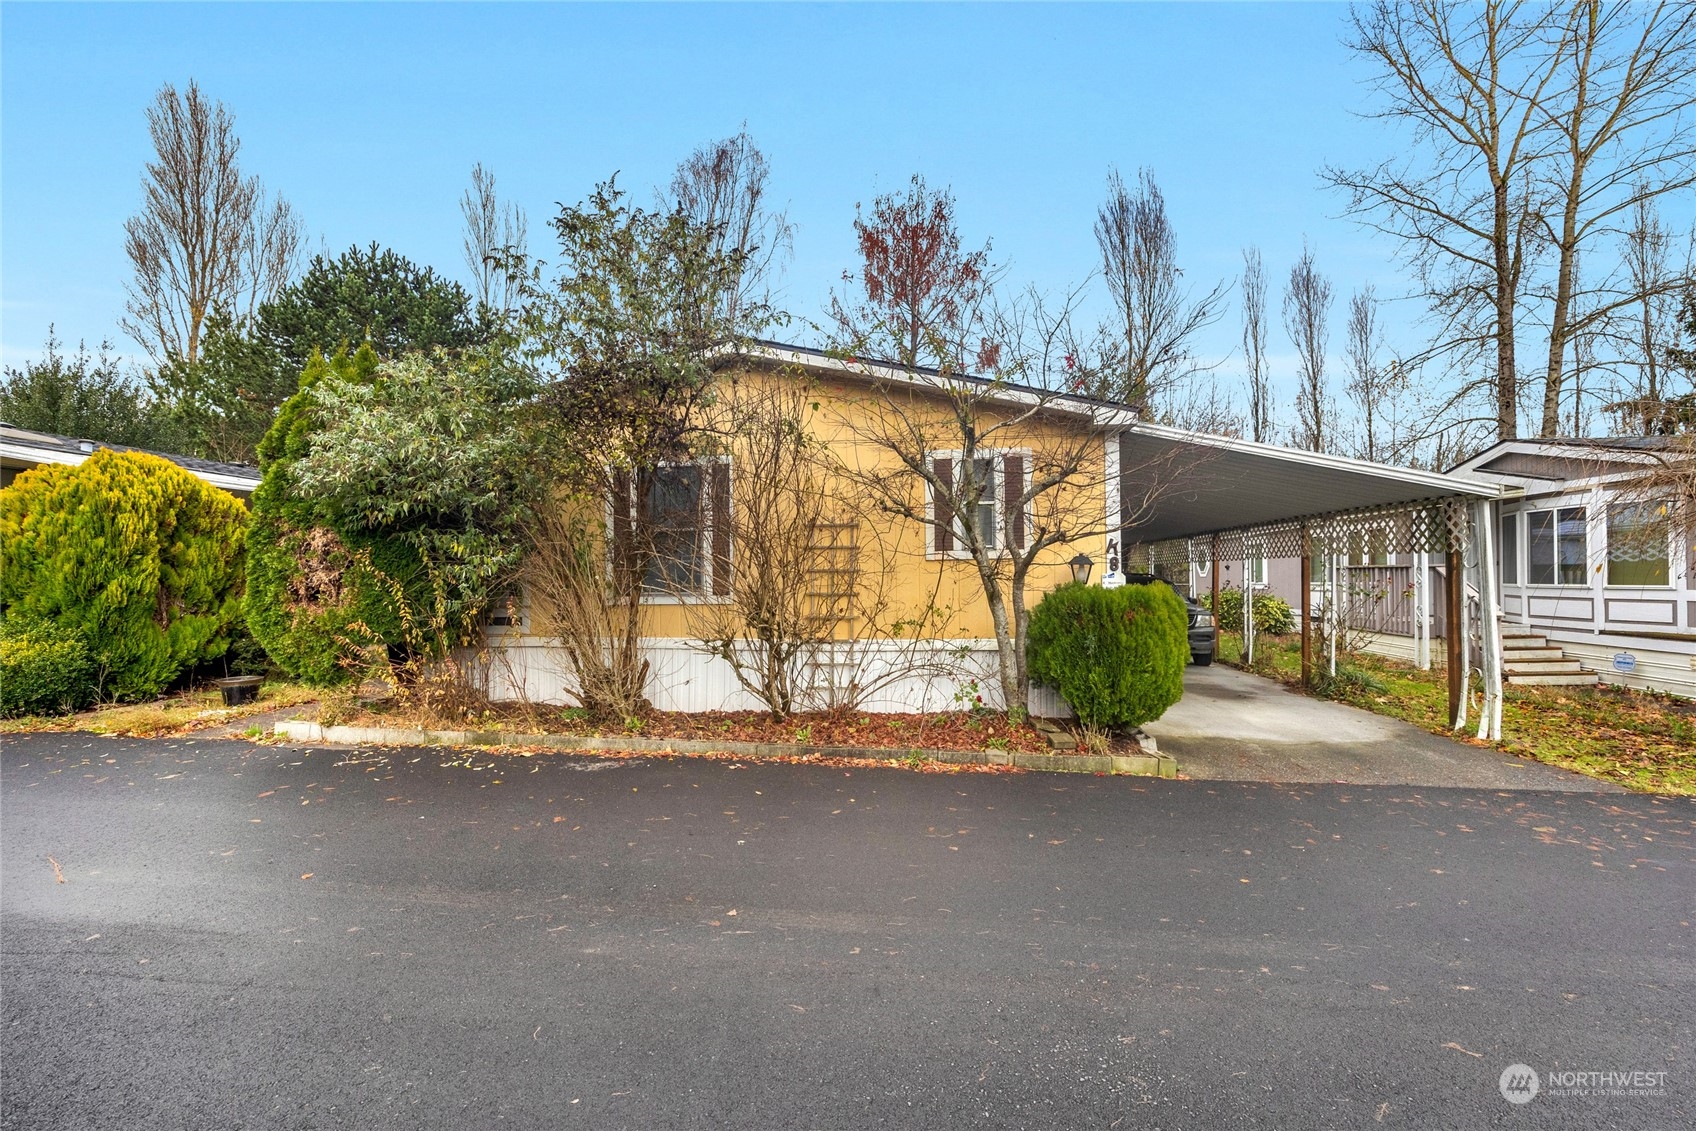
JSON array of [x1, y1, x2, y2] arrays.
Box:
[[1068, 553, 1094, 585]]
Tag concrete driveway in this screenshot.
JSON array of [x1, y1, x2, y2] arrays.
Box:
[[1144, 663, 1618, 791]]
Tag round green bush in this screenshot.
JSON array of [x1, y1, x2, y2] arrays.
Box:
[[243, 345, 420, 686], [1201, 586, 1296, 635], [1026, 581, 1188, 730], [0, 618, 97, 717], [0, 449, 248, 701]]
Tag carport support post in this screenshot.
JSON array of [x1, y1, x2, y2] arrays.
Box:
[[1299, 524, 1313, 687], [1210, 535, 1221, 655], [1445, 547, 1464, 727], [1474, 499, 1504, 742], [1414, 551, 1431, 670]]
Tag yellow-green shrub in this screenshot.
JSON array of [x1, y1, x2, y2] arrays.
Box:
[[0, 618, 96, 717], [0, 450, 248, 701]]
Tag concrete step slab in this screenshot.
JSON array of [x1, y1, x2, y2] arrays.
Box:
[[1507, 673, 1600, 686], [1504, 661, 1588, 675], [1501, 647, 1565, 661]]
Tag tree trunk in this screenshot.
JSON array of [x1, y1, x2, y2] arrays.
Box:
[[1493, 175, 1519, 441], [1009, 558, 1032, 704], [1539, 242, 1576, 438], [1541, 26, 1592, 439], [974, 555, 1024, 714]]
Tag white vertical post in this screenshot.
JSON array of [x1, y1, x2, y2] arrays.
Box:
[[1453, 517, 1472, 733], [1327, 551, 1338, 677], [1104, 431, 1121, 570], [1475, 500, 1504, 741], [1242, 553, 1254, 666], [1414, 550, 1431, 670]]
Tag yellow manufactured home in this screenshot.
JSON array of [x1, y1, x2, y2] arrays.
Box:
[[483, 342, 1134, 713]]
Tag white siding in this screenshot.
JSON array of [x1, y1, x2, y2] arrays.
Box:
[[465, 636, 1048, 715]]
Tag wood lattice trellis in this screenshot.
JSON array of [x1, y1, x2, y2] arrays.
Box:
[[1135, 498, 1474, 574]]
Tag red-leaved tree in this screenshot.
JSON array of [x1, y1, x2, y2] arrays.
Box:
[[828, 177, 1140, 715]]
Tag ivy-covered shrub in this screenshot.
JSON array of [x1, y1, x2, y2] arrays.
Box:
[[244, 345, 418, 686], [244, 345, 535, 686], [0, 618, 97, 717], [1026, 581, 1188, 730], [0, 450, 248, 701], [1202, 586, 1296, 635]]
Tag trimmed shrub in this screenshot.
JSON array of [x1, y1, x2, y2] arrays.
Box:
[[0, 618, 97, 717], [1026, 581, 1188, 730], [0, 449, 248, 701], [1202, 586, 1297, 635], [243, 345, 420, 686]]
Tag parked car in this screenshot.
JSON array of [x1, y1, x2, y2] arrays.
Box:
[[1123, 573, 1215, 666]]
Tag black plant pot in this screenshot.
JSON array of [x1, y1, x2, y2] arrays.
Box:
[[213, 676, 265, 707]]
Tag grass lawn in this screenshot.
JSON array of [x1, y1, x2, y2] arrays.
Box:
[[0, 681, 318, 739], [1217, 631, 1696, 796]]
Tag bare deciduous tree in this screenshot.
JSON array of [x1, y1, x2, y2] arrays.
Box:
[[685, 380, 843, 719], [1332, 1, 1696, 443], [1241, 245, 1274, 443], [1533, 1, 1696, 436], [522, 493, 651, 718], [1344, 285, 1413, 462], [1327, 0, 1564, 442], [1092, 168, 1228, 415], [1602, 195, 1695, 433], [669, 127, 794, 327], [460, 163, 528, 318], [123, 80, 302, 365], [829, 178, 1123, 712], [1284, 246, 1335, 453]]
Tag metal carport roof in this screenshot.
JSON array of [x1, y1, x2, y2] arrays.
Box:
[[1119, 422, 1505, 543]]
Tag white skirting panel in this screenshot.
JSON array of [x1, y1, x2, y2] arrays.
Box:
[[464, 636, 1072, 715], [1544, 635, 1696, 700], [1356, 631, 1420, 663]]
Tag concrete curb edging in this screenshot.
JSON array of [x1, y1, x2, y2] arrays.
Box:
[[272, 720, 1177, 778]]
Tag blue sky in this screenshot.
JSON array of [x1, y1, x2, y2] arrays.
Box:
[[4, 1, 1415, 399]]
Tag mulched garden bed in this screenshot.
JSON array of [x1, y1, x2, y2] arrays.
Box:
[[348, 703, 1054, 755]]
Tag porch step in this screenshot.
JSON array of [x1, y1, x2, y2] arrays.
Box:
[[1501, 646, 1564, 662], [1507, 672, 1600, 687], [1497, 622, 1597, 686], [1503, 659, 1587, 675]]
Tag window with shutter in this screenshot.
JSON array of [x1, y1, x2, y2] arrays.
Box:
[[928, 449, 1028, 557], [932, 456, 955, 554], [1002, 452, 1025, 550], [612, 460, 730, 599], [710, 461, 732, 596]]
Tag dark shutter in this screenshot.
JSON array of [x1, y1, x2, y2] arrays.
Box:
[[610, 469, 634, 584], [933, 456, 954, 554], [1002, 453, 1025, 550], [710, 461, 732, 596]]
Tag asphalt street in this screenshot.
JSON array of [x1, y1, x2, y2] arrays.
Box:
[[2, 732, 1691, 1130]]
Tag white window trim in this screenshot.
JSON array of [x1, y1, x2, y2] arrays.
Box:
[[1245, 549, 1267, 587], [485, 584, 528, 630], [1524, 502, 1592, 589], [923, 447, 1031, 562], [1498, 508, 1521, 587], [1602, 495, 1677, 591], [610, 456, 734, 605]]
